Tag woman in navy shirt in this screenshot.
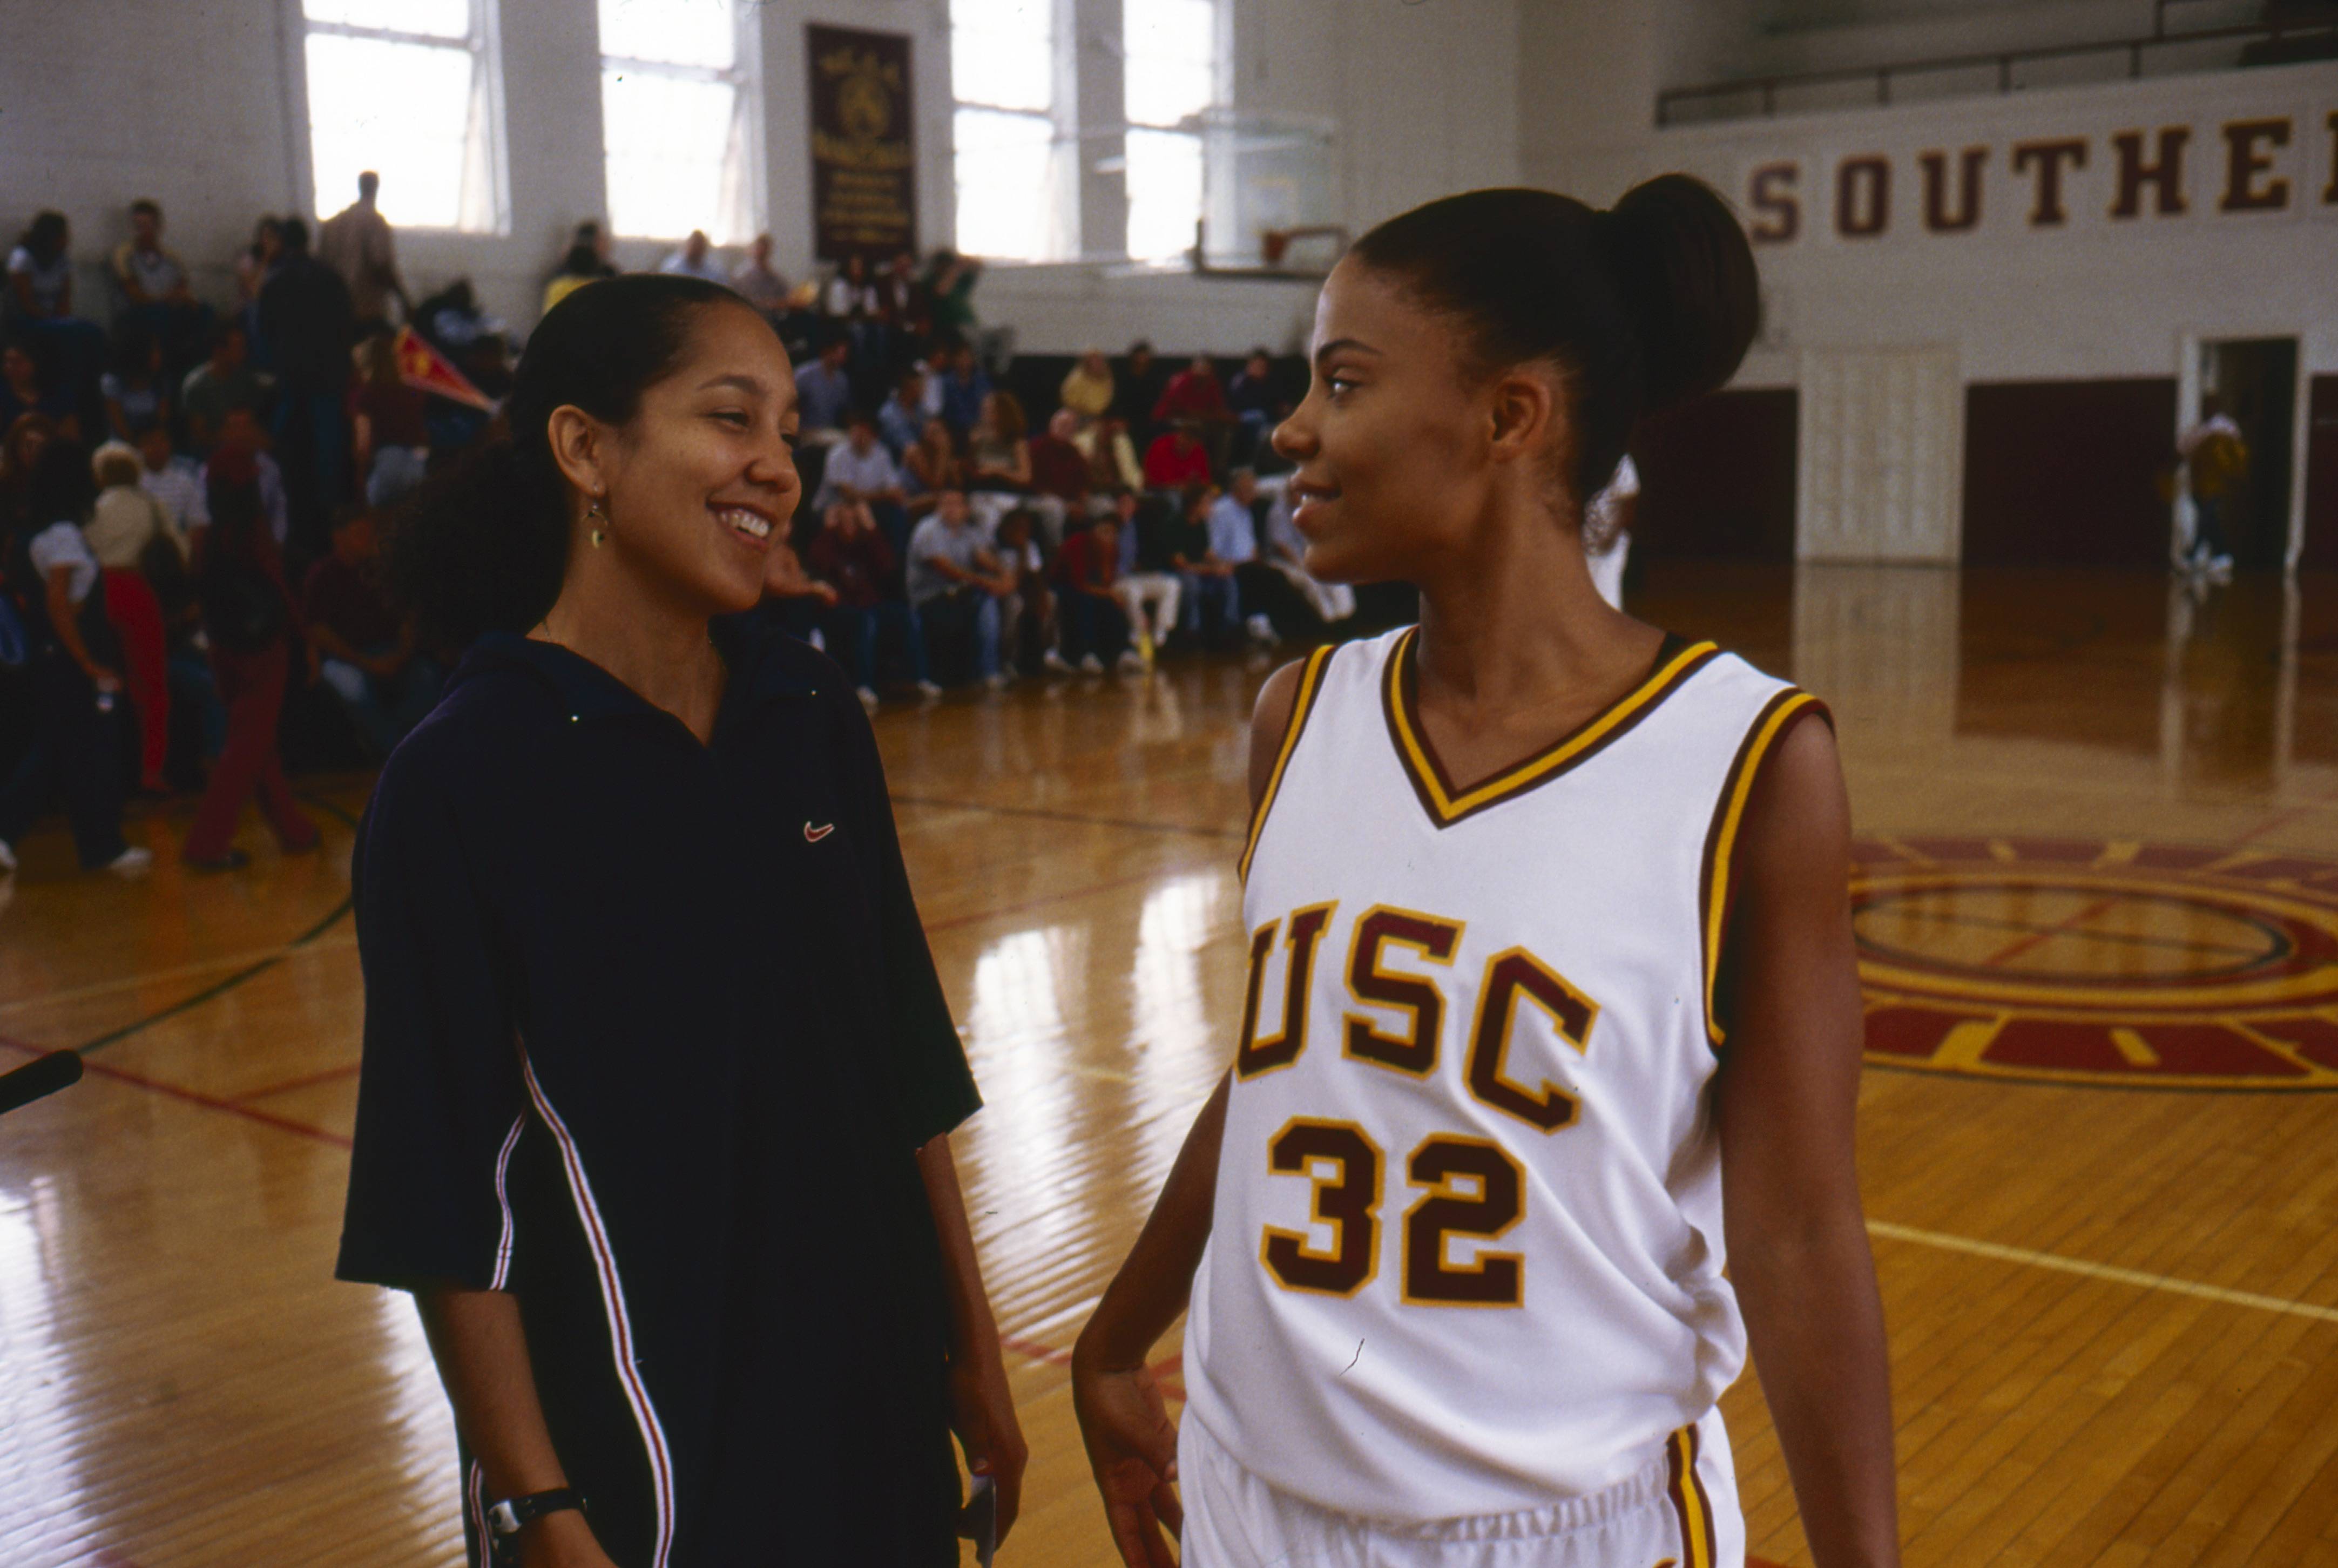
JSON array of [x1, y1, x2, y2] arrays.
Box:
[[337, 274, 1024, 1566]]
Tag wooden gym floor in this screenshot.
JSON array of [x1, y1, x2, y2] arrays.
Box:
[[1, 562, 2335, 1567]]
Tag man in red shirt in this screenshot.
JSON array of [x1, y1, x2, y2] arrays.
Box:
[[1142, 421, 1212, 491], [1153, 355, 1234, 468], [805, 498, 935, 708], [1056, 518, 1139, 675], [1028, 407, 1091, 545]]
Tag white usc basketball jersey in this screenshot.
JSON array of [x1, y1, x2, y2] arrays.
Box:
[[1184, 625, 1824, 1524]]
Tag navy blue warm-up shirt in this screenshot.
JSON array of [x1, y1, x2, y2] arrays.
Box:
[[337, 619, 981, 1567]]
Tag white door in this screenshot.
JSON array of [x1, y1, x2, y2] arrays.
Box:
[[1797, 347, 1964, 563]]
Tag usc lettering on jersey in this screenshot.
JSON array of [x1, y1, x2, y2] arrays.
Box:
[[1186, 626, 1824, 1522]]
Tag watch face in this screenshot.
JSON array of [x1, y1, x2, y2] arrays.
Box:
[[1854, 835, 2338, 1091]]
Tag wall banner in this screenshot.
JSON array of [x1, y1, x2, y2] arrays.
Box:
[[807, 24, 915, 264]]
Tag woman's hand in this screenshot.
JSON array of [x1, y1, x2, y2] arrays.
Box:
[[1072, 1359, 1182, 1568], [517, 1509, 620, 1568], [89, 666, 125, 694], [949, 1339, 1029, 1543]]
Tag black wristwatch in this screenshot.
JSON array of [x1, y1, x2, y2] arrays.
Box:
[[487, 1488, 587, 1539]]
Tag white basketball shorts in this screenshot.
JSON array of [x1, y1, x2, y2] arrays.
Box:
[[1179, 1404, 1744, 1568]]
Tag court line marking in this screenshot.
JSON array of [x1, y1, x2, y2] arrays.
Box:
[[1866, 1219, 2338, 1324], [0, 1034, 350, 1150], [0, 935, 360, 1018]]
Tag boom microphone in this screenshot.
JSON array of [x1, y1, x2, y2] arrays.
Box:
[[0, 1051, 84, 1117]]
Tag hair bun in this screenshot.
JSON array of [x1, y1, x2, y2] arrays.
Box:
[[1603, 175, 1760, 413]]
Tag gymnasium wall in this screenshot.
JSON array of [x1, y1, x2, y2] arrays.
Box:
[[0, 0, 1517, 359]]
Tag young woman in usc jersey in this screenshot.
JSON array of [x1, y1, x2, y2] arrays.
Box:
[[1073, 179, 1898, 1568]]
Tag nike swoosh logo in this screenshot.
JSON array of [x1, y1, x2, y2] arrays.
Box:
[[803, 821, 836, 843]]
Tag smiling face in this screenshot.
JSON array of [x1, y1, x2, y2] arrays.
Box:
[[1271, 255, 1546, 584], [573, 301, 802, 618]]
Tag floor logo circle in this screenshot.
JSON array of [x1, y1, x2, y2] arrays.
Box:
[[1853, 836, 2338, 1090]]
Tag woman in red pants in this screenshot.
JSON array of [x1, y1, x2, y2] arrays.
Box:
[[85, 442, 179, 793], [183, 448, 317, 870]]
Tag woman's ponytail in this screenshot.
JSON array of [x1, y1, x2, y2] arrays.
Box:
[[1602, 175, 1761, 416]]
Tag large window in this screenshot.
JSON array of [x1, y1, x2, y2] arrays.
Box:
[[601, 0, 760, 242], [1123, 0, 1219, 261], [951, 0, 1072, 261], [302, 0, 504, 232]]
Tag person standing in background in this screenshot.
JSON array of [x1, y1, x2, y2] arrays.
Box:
[[256, 219, 356, 555], [1584, 451, 1639, 610], [319, 171, 413, 333], [0, 440, 151, 877], [660, 229, 729, 286], [85, 441, 180, 794], [2177, 394, 2245, 578]]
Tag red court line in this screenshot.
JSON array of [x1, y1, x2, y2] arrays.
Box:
[[233, 1062, 362, 1103], [1981, 894, 2122, 968], [925, 866, 1200, 934], [0, 1036, 350, 1150]]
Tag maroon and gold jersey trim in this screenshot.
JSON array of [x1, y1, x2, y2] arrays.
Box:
[[1239, 643, 1339, 884], [1665, 1423, 1719, 1568], [1699, 687, 1833, 1049], [1381, 628, 1721, 830]]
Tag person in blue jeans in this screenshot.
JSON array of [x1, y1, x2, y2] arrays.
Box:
[[806, 497, 937, 709], [904, 489, 1013, 689]]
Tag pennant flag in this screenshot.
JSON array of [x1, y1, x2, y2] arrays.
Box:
[[393, 326, 497, 414]]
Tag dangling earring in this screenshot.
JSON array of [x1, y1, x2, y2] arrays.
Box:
[[586, 497, 608, 548]]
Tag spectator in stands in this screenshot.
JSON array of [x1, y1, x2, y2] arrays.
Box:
[[85, 442, 180, 793], [1209, 468, 1279, 645], [1226, 347, 1284, 465], [1169, 481, 1243, 644], [184, 448, 317, 870], [1056, 513, 1138, 674], [138, 425, 208, 536], [826, 253, 881, 321], [0, 439, 150, 876], [903, 415, 964, 523], [924, 251, 982, 345], [1029, 407, 1091, 539], [544, 221, 617, 314], [205, 408, 289, 544], [968, 391, 1032, 495], [877, 251, 924, 339], [101, 329, 173, 442], [661, 230, 729, 285], [1, 413, 59, 534], [319, 171, 413, 332], [353, 331, 430, 509], [1114, 339, 1166, 448], [111, 199, 211, 374], [6, 214, 107, 411], [1256, 478, 1355, 634], [794, 335, 855, 442], [1060, 348, 1115, 421], [1154, 354, 1232, 432], [234, 217, 283, 347], [732, 234, 791, 316], [180, 322, 270, 454], [1, 336, 79, 442], [990, 506, 1062, 675], [1073, 413, 1142, 498], [1143, 420, 1212, 491], [806, 497, 934, 709], [258, 218, 357, 552], [935, 341, 992, 438], [304, 505, 440, 759], [815, 413, 909, 557], [878, 369, 927, 458], [1115, 487, 1182, 664], [906, 489, 1014, 689]]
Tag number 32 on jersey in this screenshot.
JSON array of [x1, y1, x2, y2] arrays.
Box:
[[1238, 902, 1599, 1309]]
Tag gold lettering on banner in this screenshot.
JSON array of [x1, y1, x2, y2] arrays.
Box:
[[2110, 128, 2190, 219], [1749, 161, 1801, 243], [1919, 146, 1986, 232], [1836, 154, 1891, 238], [2220, 119, 2293, 212], [807, 25, 916, 262], [2011, 138, 2089, 226]]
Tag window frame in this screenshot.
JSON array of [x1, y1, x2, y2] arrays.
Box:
[[598, 0, 767, 244], [295, 0, 511, 236], [948, 0, 1077, 263]]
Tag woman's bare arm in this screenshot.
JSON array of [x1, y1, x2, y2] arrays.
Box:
[[916, 1132, 1030, 1542], [1717, 717, 1900, 1568], [414, 1287, 617, 1567]]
